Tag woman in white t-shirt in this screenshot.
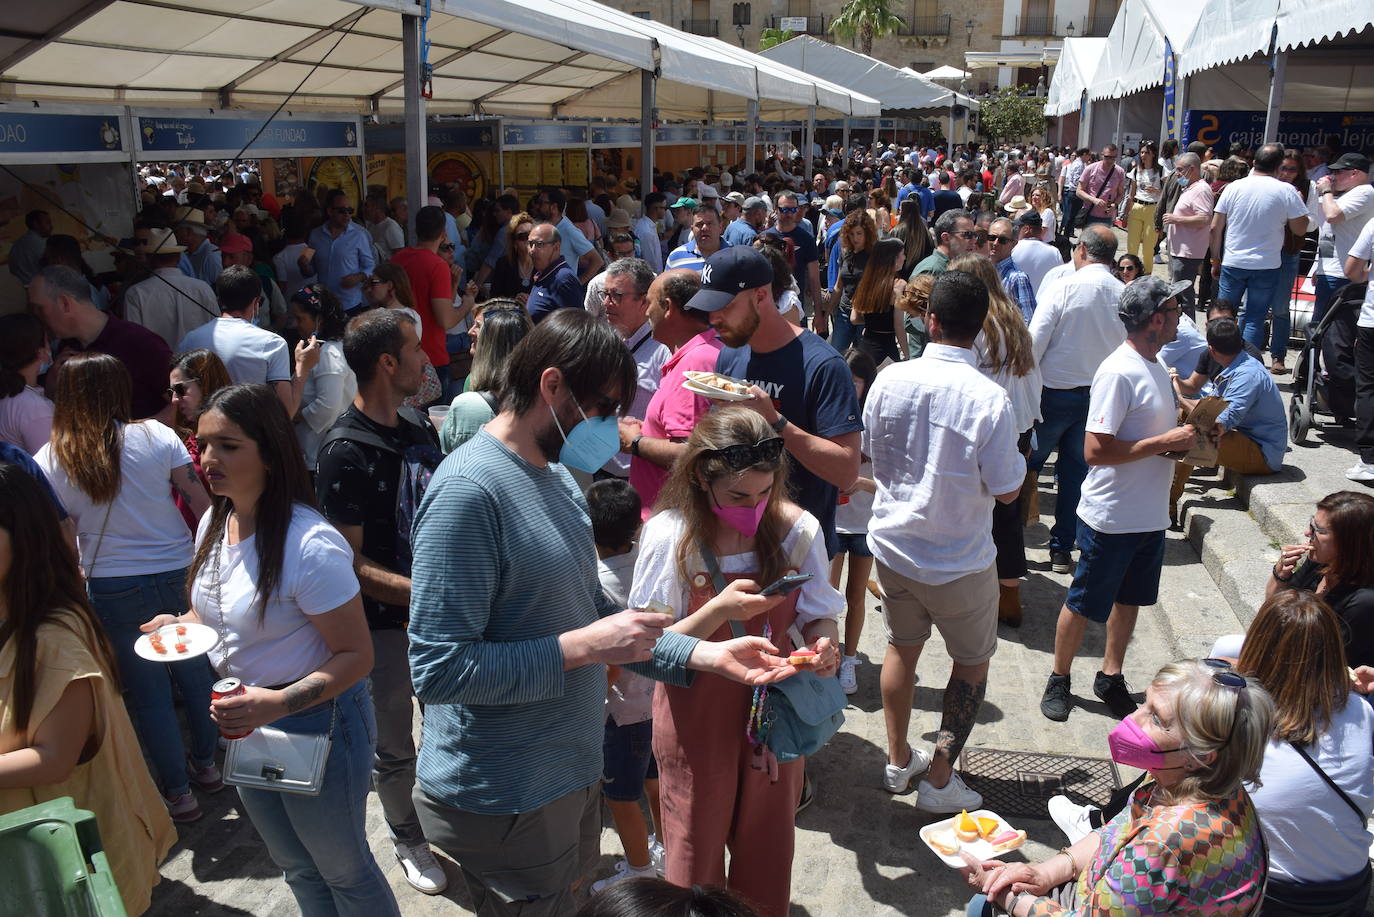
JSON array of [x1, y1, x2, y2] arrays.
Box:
[[1123, 143, 1164, 275], [629, 407, 842, 917], [0, 313, 55, 454], [140, 383, 400, 916], [34, 352, 221, 824], [287, 284, 357, 470], [1029, 183, 1057, 243]]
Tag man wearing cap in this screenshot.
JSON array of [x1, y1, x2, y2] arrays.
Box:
[[635, 193, 668, 274], [723, 196, 766, 248], [305, 189, 376, 315], [719, 192, 743, 229], [1040, 276, 1202, 723], [220, 231, 287, 331], [695, 246, 862, 558], [174, 208, 223, 287], [1311, 152, 1374, 324], [1010, 210, 1062, 294], [665, 203, 730, 273], [123, 226, 220, 349], [662, 196, 696, 263], [1161, 153, 1215, 317]]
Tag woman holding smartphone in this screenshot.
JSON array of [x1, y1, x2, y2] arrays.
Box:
[[629, 406, 843, 917]]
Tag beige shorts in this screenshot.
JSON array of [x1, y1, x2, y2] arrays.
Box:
[[876, 562, 999, 665]]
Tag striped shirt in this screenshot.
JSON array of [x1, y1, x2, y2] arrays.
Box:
[[664, 234, 731, 272], [408, 430, 697, 814]]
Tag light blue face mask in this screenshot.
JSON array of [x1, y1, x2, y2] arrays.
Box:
[[1176, 173, 1190, 189], [549, 397, 621, 473]]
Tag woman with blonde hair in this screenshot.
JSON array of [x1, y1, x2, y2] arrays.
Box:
[[949, 254, 1041, 625], [630, 406, 843, 917], [824, 210, 877, 353], [489, 210, 536, 299], [438, 299, 533, 452], [867, 188, 892, 233], [898, 272, 936, 359], [1030, 183, 1057, 242], [34, 353, 220, 823]]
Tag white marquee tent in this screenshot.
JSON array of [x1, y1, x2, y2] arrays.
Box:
[[1043, 37, 1107, 118]]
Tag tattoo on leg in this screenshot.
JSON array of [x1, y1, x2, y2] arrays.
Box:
[[282, 676, 327, 713], [936, 677, 988, 763]]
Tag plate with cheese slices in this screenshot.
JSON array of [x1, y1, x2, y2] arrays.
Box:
[[919, 808, 1026, 867], [681, 371, 755, 402]]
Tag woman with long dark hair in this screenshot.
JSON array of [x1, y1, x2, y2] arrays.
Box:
[[34, 353, 219, 823], [289, 283, 357, 469], [848, 237, 908, 363], [890, 198, 934, 267], [0, 462, 177, 916], [141, 383, 399, 915], [168, 348, 232, 528], [0, 312, 54, 453]]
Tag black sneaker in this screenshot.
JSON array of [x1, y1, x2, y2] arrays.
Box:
[[1041, 673, 1073, 721], [1049, 549, 1073, 574], [1094, 671, 1139, 719]]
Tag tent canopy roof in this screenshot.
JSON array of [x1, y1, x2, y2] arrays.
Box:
[[1087, 0, 1203, 101], [0, 0, 879, 120], [921, 65, 970, 81], [1044, 37, 1108, 116], [759, 37, 976, 118], [1178, 0, 1374, 78]]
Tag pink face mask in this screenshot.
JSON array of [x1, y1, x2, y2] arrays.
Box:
[[1107, 716, 1187, 771], [711, 496, 769, 538]]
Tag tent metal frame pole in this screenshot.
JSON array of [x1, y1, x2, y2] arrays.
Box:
[[1264, 51, 1287, 144], [641, 70, 655, 203], [873, 116, 880, 150], [1114, 98, 1123, 148], [804, 104, 816, 172], [497, 116, 505, 191], [948, 106, 955, 151], [746, 98, 758, 173], [842, 117, 850, 160], [1176, 76, 1189, 144], [1081, 93, 1092, 148], [401, 12, 427, 246]]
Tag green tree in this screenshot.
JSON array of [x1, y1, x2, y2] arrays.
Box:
[[758, 27, 795, 50], [829, 0, 906, 57], [976, 87, 1048, 145]]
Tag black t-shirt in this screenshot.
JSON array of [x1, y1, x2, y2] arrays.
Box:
[[1193, 341, 1263, 380], [489, 255, 533, 299], [1290, 560, 1374, 669], [315, 406, 438, 629], [717, 330, 863, 557], [931, 190, 964, 219], [780, 225, 819, 299], [837, 249, 869, 313]]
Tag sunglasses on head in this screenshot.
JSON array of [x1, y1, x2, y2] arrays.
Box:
[[703, 437, 784, 471], [513, 232, 531, 241]]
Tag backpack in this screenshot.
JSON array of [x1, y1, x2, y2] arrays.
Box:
[[319, 407, 443, 576]]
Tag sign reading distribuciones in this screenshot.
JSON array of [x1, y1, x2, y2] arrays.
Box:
[[0, 112, 123, 155], [503, 123, 588, 148], [137, 116, 358, 154], [1182, 110, 1374, 153]]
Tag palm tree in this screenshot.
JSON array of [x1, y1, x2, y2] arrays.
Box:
[[759, 27, 795, 51], [829, 0, 906, 56]]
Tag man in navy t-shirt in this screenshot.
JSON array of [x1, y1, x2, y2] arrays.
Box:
[[774, 191, 820, 322], [688, 246, 862, 557]]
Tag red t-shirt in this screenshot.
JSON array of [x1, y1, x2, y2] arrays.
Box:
[[391, 247, 453, 367]]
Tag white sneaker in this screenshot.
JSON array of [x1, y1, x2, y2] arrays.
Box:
[[648, 834, 666, 876], [838, 656, 861, 695], [916, 771, 983, 814], [590, 859, 656, 895], [1047, 794, 1096, 844], [881, 747, 932, 794], [1346, 461, 1374, 482], [395, 842, 448, 895]]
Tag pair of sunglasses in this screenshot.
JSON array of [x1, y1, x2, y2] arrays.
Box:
[[703, 437, 784, 470]]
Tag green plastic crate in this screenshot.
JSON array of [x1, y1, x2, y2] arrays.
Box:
[[0, 797, 127, 916]]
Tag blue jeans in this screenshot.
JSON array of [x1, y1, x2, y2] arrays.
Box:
[[967, 894, 993, 917], [1265, 252, 1300, 361], [1221, 266, 1283, 354], [828, 305, 858, 353], [87, 568, 218, 797], [1028, 386, 1091, 553], [236, 681, 400, 917], [1314, 274, 1351, 327], [1060, 191, 1080, 235]]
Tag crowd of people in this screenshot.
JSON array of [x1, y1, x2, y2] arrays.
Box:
[[1, 135, 1373, 917]]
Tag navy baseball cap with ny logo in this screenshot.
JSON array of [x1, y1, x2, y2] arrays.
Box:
[[687, 246, 775, 313]]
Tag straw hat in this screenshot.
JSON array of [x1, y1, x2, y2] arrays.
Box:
[[145, 226, 186, 254], [1003, 195, 1030, 213]]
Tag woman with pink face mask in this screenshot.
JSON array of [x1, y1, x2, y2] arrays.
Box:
[[960, 659, 1274, 917], [627, 405, 842, 917]]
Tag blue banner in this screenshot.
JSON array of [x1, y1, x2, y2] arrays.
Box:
[[700, 126, 740, 143], [656, 126, 701, 143], [0, 112, 123, 155], [138, 116, 357, 153], [1182, 110, 1374, 152], [502, 123, 588, 147], [1163, 40, 1177, 141], [365, 122, 494, 152], [590, 125, 643, 145]]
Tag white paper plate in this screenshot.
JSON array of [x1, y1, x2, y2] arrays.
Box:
[[134, 621, 219, 662], [918, 808, 1024, 867], [681, 379, 754, 402]]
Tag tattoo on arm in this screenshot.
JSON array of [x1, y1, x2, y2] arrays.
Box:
[[173, 464, 201, 500], [281, 676, 327, 713], [936, 676, 988, 765]]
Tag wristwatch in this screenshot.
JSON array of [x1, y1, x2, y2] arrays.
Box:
[[630, 434, 643, 457], [770, 415, 788, 435]]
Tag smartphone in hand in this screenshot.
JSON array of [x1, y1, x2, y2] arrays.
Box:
[[758, 573, 814, 597]]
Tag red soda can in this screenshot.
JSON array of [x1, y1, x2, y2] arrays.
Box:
[[211, 677, 253, 739]]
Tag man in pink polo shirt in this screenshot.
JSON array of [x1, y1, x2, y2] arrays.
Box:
[[625, 269, 719, 517]]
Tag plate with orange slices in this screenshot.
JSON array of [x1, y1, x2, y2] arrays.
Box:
[[918, 808, 1026, 867]]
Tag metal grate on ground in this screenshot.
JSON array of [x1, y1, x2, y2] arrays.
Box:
[[958, 748, 1123, 819]]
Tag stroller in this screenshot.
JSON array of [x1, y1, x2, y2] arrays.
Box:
[[1288, 281, 1365, 444]]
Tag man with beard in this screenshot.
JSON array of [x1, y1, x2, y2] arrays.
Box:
[[693, 246, 862, 558]]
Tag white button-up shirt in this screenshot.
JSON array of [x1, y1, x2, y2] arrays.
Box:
[[1028, 263, 1126, 390], [123, 267, 220, 349], [863, 344, 1026, 585]]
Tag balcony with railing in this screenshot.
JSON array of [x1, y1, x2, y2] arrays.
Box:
[[1013, 15, 1059, 36], [680, 18, 719, 36], [767, 14, 827, 34], [896, 14, 951, 35], [1082, 14, 1115, 36]]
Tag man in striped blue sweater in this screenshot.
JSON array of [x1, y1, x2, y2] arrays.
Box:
[[408, 308, 794, 916]]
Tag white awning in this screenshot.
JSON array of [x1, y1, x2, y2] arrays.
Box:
[[0, 0, 879, 121], [1086, 0, 1203, 101], [759, 36, 976, 118], [922, 65, 971, 81], [1045, 37, 1107, 116], [1178, 0, 1374, 79]]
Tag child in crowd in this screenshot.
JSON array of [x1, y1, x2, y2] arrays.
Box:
[[831, 348, 879, 695], [587, 478, 665, 893]]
